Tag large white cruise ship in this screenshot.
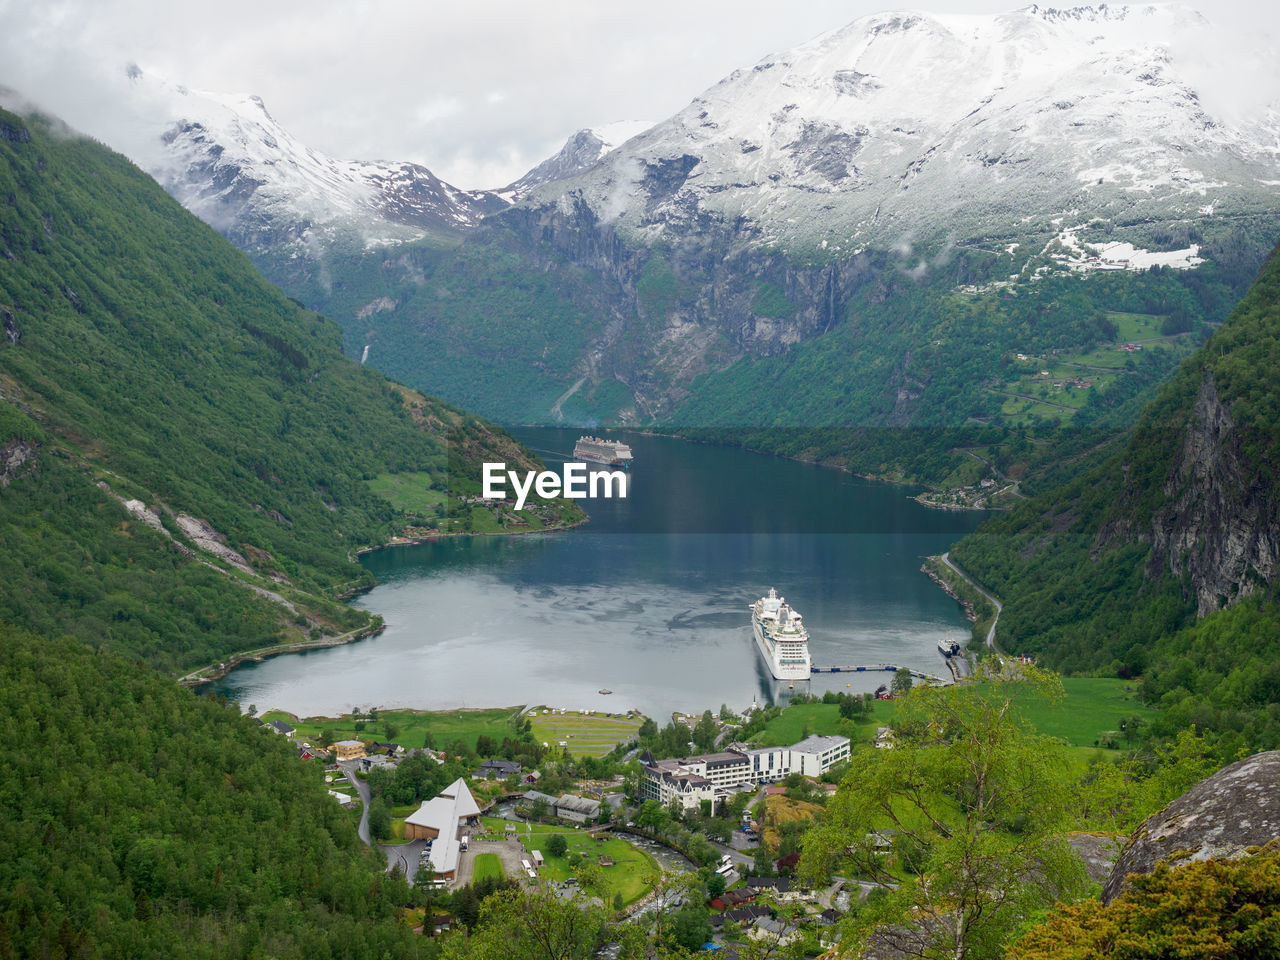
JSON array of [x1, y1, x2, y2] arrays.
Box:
[[750, 588, 812, 681], [573, 435, 633, 470]]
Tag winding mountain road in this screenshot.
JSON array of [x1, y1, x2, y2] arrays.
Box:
[[939, 552, 1003, 653], [339, 760, 372, 845]]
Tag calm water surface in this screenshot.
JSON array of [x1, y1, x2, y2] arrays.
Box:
[[213, 431, 984, 719]]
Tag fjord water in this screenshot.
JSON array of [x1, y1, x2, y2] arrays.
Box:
[[214, 431, 984, 720]]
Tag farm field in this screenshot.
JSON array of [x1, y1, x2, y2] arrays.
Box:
[[366, 471, 448, 515], [527, 708, 644, 758], [260, 706, 521, 753], [996, 312, 1194, 427]]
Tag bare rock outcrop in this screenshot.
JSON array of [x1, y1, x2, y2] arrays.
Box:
[[1148, 375, 1280, 614], [0, 438, 35, 486], [1102, 750, 1280, 903], [175, 513, 252, 572]]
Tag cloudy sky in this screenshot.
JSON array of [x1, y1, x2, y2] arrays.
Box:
[[0, 0, 1275, 189]]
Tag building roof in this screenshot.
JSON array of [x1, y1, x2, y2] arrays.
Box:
[[404, 778, 481, 837], [522, 790, 558, 806], [479, 759, 522, 775], [426, 836, 461, 876], [268, 720, 295, 734], [790, 734, 849, 755], [335, 739, 363, 748], [712, 904, 769, 927], [555, 794, 600, 816], [746, 876, 805, 893]]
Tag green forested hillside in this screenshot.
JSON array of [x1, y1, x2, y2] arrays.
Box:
[[0, 625, 432, 959], [952, 243, 1280, 751], [0, 107, 577, 671]]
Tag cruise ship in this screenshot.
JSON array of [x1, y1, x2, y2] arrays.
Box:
[[750, 588, 812, 681], [938, 635, 961, 657], [573, 435, 633, 470]]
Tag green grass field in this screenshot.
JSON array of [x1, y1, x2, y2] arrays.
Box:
[[516, 826, 658, 905], [997, 311, 1193, 428], [1016, 677, 1148, 747], [1107, 311, 1164, 341], [750, 701, 894, 748], [754, 678, 1145, 755], [260, 706, 521, 752], [367, 472, 448, 514], [472, 853, 506, 883], [527, 709, 644, 758]]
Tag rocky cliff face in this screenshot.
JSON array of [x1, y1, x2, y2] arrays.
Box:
[[488, 198, 884, 418], [1146, 374, 1280, 614], [1102, 750, 1280, 903]]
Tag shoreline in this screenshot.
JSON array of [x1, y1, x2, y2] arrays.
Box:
[[627, 427, 999, 512], [353, 514, 589, 558], [184, 514, 591, 689], [178, 620, 386, 687]]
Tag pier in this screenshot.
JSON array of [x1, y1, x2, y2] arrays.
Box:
[[810, 664, 944, 683]]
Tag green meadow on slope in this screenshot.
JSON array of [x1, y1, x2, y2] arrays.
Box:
[[953, 243, 1280, 751], [0, 107, 580, 672]]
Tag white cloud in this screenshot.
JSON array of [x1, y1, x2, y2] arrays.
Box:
[[0, 0, 1275, 189]]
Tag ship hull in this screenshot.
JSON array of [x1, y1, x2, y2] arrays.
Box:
[[575, 451, 630, 470], [752, 615, 812, 681]]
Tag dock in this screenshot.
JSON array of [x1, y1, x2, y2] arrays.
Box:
[[810, 664, 944, 683]]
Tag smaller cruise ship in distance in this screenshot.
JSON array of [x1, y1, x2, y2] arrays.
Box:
[[750, 588, 812, 681], [573, 435, 633, 470], [938, 635, 961, 657]]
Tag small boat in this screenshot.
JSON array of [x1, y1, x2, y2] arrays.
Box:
[[598, 688, 612, 695]]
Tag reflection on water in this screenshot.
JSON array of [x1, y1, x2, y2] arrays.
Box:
[[211, 431, 983, 720]]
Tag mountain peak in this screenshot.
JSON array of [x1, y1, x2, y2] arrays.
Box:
[[532, 2, 1277, 252], [509, 120, 652, 193]]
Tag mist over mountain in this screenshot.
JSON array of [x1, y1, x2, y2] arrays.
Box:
[[34, 5, 1280, 439]]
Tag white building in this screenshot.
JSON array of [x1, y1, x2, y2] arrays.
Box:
[[403, 778, 481, 883], [746, 745, 791, 783], [641, 734, 850, 810], [789, 735, 852, 777]]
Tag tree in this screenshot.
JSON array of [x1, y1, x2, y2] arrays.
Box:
[[802, 666, 1089, 960], [693, 710, 718, 750], [384, 720, 400, 742], [637, 799, 668, 832], [672, 906, 714, 951], [368, 797, 392, 842], [530, 798, 550, 822], [638, 717, 658, 740], [706, 873, 727, 899], [891, 666, 914, 696], [752, 845, 775, 878], [442, 887, 608, 960], [546, 833, 568, 859]]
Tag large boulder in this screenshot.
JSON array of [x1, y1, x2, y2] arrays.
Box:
[[1102, 750, 1280, 903]]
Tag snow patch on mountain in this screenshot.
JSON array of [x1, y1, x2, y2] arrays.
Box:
[[125, 70, 505, 253], [529, 4, 1280, 252]]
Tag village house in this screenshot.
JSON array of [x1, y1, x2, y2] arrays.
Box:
[[477, 758, 522, 779], [334, 739, 366, 761], [267, 719, 295, 737], [554, 794, 601, 823]]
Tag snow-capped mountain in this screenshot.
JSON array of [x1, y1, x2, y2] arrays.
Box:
[[508, 120, 653, 192], [532, 4, 1280, 252], [126, 72, 508, 252]]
